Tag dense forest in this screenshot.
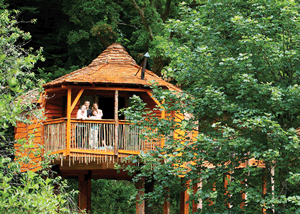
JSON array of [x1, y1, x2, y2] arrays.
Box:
[[7, 0, 193, 80], [2, 0, 300, 213]]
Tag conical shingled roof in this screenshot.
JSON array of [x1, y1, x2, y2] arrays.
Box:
[[88, 43, 137, 67], [43, 43, 180, 91]]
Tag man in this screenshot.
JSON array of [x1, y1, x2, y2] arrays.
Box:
[[84, 100, 92, 117]]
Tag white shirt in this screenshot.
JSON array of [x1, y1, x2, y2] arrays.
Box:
[[76, 109, 87, 119], [94, 109, 103, 119]]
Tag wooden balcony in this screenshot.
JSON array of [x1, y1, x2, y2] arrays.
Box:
[[43, 118, 160, 158]]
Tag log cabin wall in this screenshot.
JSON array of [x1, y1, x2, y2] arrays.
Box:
[[14, 111, 44, 171], [45, 91, 65, 119]]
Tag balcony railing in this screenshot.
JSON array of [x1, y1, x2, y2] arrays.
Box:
[[44, 118, 160, 156]]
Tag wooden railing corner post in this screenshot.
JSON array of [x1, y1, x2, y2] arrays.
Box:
[[66, 88, 71, 156], [114, 90, 119, 156], [161, 99, 165, 148]]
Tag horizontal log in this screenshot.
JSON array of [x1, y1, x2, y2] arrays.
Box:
[[118, 150, 141, 155], [49, 150, 65, 155], [16, 123, 27, 128], [44, 118, 66, 124], [70, 119, 129, 125], [69, 148, 114, 156], [27, 124, 41, 130], [44, 86, 65, 92], [45, 103, 63, 109], [45, 113, 63, 118], [15, 127, 27, 133], [15, 133, 27, 139], [45, 108, 63, 114]]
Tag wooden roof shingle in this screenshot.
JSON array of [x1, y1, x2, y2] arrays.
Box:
[[43, 43, 180, 91]]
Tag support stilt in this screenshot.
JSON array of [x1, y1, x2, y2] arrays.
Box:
[[180, 179, 189, 214], [78, 175, 91, 213], [145, 180, 154, 214], [135, 178, 145, 214], [192, 180, 202, 213], [262, 172, 267, 214], [163, 188, 170, 214]]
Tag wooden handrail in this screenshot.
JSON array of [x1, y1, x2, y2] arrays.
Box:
[[44, 118, 129, 125], [44, 118, 67, 125], [70, 119, 129, 125]]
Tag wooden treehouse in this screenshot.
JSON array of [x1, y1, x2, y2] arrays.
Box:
[[15, 43, 182, 213], [15, 43, 267, 214]]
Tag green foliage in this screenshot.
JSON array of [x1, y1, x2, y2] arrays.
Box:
[[7, 0, 203, 78], [0, 9, 43, 129], [90, 179, 136, 214], [0, 7, 78, 213], [120, 1, 300, 213]]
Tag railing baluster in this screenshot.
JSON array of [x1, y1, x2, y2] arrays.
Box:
[[44, 120, 155, 157]]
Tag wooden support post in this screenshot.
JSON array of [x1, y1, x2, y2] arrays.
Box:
[[192, 180, 202, 213], [135, 178, 145, 214], [163, 188, 170, 214], [161, 99, 165, 148], [114, 90, 119, 156], [66, 88, 71, 156], [262, 172, 267, 214], [180, 179, 189, 214], [240, 181, 246, 209], [271, 166, 275, 213], [207, 180, 216, 206], [78, 175, 91, 213], [224, 172, 231, 208], [145, 181, 154, 214]]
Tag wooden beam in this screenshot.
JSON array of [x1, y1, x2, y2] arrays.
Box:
[[163, 188, 170, 214], [70, 89, 84, 113], [224, 172, 231, 208], [262, 172, 267, 214], [180, 179, 190, 214], [78, 175, 91, 213], [44, 86, 65, 92], [135, 178, 145, 214], [66, 88, 71, 156], [161, 99, 165, 148], [61, 85, 151, 93], [146, 91, 161, 106], [69, 149, 114, 155], [114, 90, 119, 156], [41, 91, 48, 108], [145, 180, 154, 214]]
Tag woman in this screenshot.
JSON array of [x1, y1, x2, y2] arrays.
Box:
[[76, 105, 87, 119], [92, 103, 103, 119], [76, 105, 87, 148]]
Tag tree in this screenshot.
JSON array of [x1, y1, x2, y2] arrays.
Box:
[[0, 5, 78, 213], [7, 0, 203, 78], [121, 1, 300, 213]]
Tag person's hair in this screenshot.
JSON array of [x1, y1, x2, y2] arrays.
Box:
[[92, 103, 98, 111]]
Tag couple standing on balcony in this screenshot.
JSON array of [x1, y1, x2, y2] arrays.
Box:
[[76, 101, 103, 120], [76, 101, 106, 150]]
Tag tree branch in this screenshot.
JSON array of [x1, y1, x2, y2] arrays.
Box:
[[130, 0, 154, 41], [117, 22, 138, 30], [162, 0, 172, 23]]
